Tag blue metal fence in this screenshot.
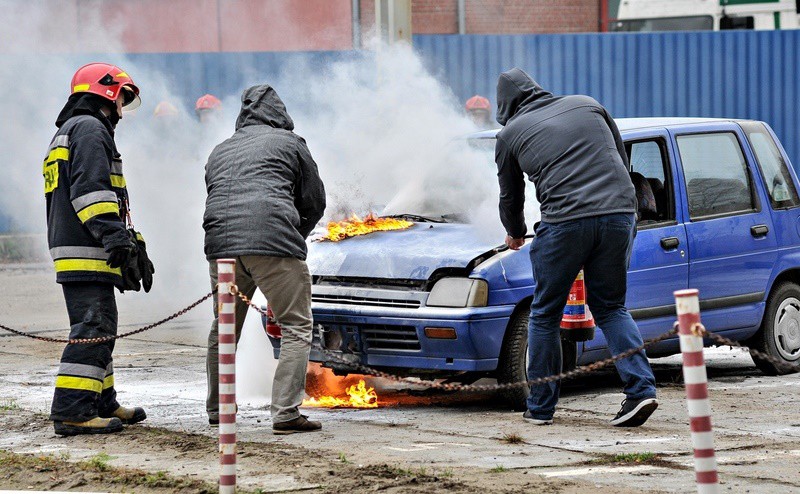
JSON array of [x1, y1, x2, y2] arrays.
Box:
[[413, 31, 800, 168]]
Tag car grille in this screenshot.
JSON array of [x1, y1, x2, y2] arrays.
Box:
[[362, 325, 421, 351], [312, 294, 421, 309]]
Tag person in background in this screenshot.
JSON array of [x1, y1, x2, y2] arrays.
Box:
[[45, 63, 154, 436], [203, 84, 326, 434], [494, 68, 658, 428], [465, 95, 494, 129], [153, 101, 179, 120], [195, 94, 223, 124]]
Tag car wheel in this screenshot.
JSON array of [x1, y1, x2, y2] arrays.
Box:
[[750, 281, 800, 376], [496, 309, 577, 411]]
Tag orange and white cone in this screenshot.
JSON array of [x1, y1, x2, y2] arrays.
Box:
[[561, 269, 596, 341]]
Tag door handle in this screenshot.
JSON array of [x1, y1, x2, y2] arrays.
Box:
[[660, 237, 680, 250], [750, 224, 769, 238]]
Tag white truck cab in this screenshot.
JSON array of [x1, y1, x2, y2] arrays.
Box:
[[611, 0, 800, 31]]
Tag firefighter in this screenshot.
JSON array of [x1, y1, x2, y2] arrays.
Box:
[[153, 100, 179, 119], [195, 94, 222, 123], [45, 63, 155, 436], [465, 95, 493, 129]]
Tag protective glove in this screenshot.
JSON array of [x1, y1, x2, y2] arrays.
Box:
[[106, 244, 133, 269], [133, 232, 155, 293]]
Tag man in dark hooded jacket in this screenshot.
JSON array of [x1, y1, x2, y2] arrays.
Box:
[[203, 85, 326, 434], [495, 68, 658, 427]]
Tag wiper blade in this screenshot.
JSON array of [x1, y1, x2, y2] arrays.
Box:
[[384, 213, 448, 223]]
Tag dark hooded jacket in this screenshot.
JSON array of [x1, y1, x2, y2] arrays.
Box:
[[495, 68, 635, 237], [203, 85, 326, 260]]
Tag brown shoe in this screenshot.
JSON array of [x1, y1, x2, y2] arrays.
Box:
[[103, 406, 147, 425], [54, 417, 124, 436], [272, 415, 322, 435]]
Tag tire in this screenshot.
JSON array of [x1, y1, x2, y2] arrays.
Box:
[[750, 282, 800, 376], [496, 309, 577, 411]]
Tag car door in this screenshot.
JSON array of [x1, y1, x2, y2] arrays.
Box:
[[671, 124, 778, 332], [584, 130, 688, 353]]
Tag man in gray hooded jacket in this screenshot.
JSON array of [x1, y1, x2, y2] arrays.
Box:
[[203, 85, 326, 434], [495, 68, 658, 427]]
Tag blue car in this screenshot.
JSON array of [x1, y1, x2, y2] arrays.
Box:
[[266, 117, 800, 410]]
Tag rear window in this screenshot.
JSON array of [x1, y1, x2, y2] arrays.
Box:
[[740, 122, 800, 210], [677, 132, 756, 219]]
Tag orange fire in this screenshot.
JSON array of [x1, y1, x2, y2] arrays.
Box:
[[322, 213, 413, 242], [302, 379, 378, 408]]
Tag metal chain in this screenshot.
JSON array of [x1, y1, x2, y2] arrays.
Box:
[[697, 325, 800, 373], [230, 285, 678, 392], [0, 291, 215, 345]]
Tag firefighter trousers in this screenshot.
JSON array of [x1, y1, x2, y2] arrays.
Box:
[[206, 256, 313, 424], [50, 282, 120, 422]]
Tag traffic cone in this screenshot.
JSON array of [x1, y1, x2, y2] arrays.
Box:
[[561, 269, 596, 341]]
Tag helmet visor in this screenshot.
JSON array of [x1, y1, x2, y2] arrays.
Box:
[[120, 85, 141, 111]]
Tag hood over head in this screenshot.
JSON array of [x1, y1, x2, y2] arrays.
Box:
[[55, 93, 116, 132], [495, 68, 553, 126], [235, 84, 294, 131]]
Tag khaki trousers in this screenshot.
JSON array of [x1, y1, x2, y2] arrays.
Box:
[[206, 255, 312, 424]]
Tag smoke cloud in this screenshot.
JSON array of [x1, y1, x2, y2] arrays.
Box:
[[0, 4, 539, 406]]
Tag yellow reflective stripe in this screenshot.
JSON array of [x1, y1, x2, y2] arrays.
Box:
[[103, 375, 114, 390], [43, 162, 59, 194], [115, 72, 128, 78], [45, 146, 69, 164], [55, 375, 102, 393], [54, 259, 121, 276], [110, 175, 126, 188], [73, 84, 91, 92], [76, 202, 119, 223]]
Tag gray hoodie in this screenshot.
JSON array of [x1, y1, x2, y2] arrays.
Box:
[[203, 85, 326, 260], [495, 68, 635, 237]]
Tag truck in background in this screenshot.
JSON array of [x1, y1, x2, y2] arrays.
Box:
[[610, 0, 800, 31]]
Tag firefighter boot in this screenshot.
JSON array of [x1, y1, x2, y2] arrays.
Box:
[[54, 417, 124, 436], [104, 406, 147, 425]]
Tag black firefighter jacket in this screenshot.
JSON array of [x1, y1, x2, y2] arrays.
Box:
[[495, 68, 636, 238], [203, 84, 326, 261], [43, 111, 132, 288]]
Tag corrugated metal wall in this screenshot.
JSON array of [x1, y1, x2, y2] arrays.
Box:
[[413, 31, 800, 168]]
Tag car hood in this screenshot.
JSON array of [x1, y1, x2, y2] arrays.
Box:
[[306, 223, 500, 280]]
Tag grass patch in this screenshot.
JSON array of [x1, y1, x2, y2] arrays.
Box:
[[591, 452, 661, 466], [79, 452, 116, 471], [489, 465, 507, 473], [499, 432, 525, 444], [338, 452, 350, 463], [0, 399, 19, 412]]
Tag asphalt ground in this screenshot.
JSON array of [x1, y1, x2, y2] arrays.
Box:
[[1, 264, 799, 493]]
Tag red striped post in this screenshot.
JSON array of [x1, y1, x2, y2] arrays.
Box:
[[674, 289, 720, 494], [217, 259, 237, 494]]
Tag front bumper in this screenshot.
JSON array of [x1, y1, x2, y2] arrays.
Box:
[[309, 303, 514, 373]]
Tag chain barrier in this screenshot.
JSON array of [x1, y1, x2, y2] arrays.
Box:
[[697, 324, 800, 373], [0, 291, 215, 345]]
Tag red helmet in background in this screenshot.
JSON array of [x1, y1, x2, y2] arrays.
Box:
[[465, 95, 491, 112], [70, 63, 141, 111], [195, 94, 222, 114], [153, 101, 179, 118]]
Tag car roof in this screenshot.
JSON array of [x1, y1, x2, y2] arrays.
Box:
[[465, 117, 750, 140]]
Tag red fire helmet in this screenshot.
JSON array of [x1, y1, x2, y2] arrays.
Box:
[[153, 101, 179, 117], [195, 94, 222, 113], [465, 95, 491, 111], [70, 63, 141, 111]]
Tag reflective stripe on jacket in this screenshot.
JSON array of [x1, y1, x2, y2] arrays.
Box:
[[43, 114, 132, 287]]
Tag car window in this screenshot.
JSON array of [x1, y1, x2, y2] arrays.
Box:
[[741, 122, 800, 209], [676, 132, 756, 219], [627, 139, 674, 225]]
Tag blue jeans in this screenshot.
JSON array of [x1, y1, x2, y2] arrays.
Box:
[[526, 213, 657, 420]]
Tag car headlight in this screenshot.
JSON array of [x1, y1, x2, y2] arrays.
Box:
[[427, 278, 488, 308]]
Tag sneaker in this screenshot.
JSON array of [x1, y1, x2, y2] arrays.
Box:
[[54, 417, 124, 436], [103, 406, 147, 426], [523, 410, 553, 425], [610, 397, 658, 427], [209, 418, 219, 427], [272, 415, 322, 435]]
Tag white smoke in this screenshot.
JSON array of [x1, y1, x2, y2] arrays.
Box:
[[0, 3, 539, 406]]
